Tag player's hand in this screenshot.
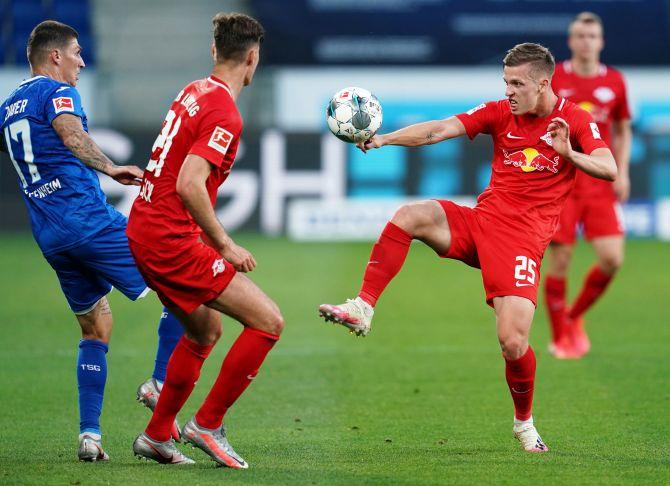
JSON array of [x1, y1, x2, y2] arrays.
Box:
[[356, 134, 385, 153], [548, 117, 573, 159], [221, 241, 257, 273], [108, 164, 144, 186], [613, 173, 630, 202]]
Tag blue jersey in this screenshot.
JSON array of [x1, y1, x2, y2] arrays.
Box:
[[1, 75, 124, 255]]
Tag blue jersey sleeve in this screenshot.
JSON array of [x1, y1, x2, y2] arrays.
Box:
[[44, 85, 84, 124]]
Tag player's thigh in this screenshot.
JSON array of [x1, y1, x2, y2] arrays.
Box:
[[165, 304, 221, 346], [545, 242, 574, 276], [493, 295, 535, 359], [591, 235, 625, 273], [391, 200, 452, 255], [206, 273, 284, 336], [73, 223, 149, 301], [44, 250, 112, 315]]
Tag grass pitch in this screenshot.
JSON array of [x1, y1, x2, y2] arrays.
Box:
[[0, 234, 668, 485]]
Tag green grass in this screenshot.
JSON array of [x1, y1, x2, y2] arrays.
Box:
[[0, 234, 668, 485]]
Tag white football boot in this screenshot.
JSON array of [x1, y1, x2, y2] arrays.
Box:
[[137, 378, 181, 441], [78, 432, 109, 462], [182, 418, 248, 469], [318, 297, 374, 337], [132, 432, 195, 465], [513, 417, 549, 453]]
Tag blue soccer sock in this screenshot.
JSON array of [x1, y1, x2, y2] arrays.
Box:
[[77, 339, 109, 435], [152, 308, 183, 383]]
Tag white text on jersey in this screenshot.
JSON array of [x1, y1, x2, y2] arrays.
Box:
[[177, 91, 200, 117], [4, 99, 28, 122]]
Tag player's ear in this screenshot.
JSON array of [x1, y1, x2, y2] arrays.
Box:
[[211, 42, 217, 63], [245, 47, 257, 67], [50, 48, 61, 66]]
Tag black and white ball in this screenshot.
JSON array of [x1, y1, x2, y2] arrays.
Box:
[[326, 87, 383, 143]]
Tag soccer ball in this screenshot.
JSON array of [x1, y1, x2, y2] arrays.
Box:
[[326, 87, 382, 143]]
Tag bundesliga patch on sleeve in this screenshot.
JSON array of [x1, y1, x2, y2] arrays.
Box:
[[53, 97, 74, 113], [207, 126, 234, 155], [590, 122, 602, 140]]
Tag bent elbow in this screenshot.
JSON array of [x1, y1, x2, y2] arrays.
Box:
[[175, 176, 193, 200], [607, 161, 618, 181]]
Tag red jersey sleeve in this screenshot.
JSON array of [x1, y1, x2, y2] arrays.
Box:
[[611, 73, 631, 121], [455, 101, 499, 139], [571, 108, 610, 154], [188, 108, 241, 168]]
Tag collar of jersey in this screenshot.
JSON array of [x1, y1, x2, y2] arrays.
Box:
[[20, 75, 48, 86], [207, 76, 232, 97]]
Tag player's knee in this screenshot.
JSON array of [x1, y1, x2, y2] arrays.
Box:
[[498, 333, 528, 361], [599, 252, 623, 274], [550, 245, 573, 274], [263, 309, 285, 336], [391, 201, 435, 237], [391, 204, 418, 234], [204, 324, 223, 345]]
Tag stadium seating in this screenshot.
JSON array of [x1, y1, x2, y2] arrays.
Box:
[[2, 0, 93, 65]]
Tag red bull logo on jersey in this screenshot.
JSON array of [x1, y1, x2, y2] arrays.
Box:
[[502, 148, 559, 174]]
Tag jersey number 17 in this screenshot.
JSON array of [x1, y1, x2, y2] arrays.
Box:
[[3, 119, 41, 188]]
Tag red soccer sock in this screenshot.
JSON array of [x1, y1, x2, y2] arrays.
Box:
[[505, 346, 536, 422], [146, 336, 212, 441], [544, 276, 567, 342], [568, 266, 614, 319], [195, 327, 279, 429], [358, 221, 412, 307]]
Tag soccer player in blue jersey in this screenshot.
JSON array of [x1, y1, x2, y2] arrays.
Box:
[[0, 21, 183, 461]]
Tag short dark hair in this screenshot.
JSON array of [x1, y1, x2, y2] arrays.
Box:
[[27, 20, 79, 67], [568, 11, 604, 35], [503, 42, 555, 78], [212, 12, 264, 63]]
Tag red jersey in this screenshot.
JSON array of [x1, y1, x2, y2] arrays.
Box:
[[552, 61, 630, 196], [456, 98, 608, 245], [127, 76, 242, 246]]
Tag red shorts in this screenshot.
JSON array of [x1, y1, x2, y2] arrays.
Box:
[[552, 192, 624, 245], [128, 238, 236, 314], [437, 200, 546, 307]]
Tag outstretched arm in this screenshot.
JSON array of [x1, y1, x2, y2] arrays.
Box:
[[357, 116, 467, 153], [52, 114, 143, 185], [548, 117, 617, 181], [176, 154, 256, 272]]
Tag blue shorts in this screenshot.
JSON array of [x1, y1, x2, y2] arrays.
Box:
[[44, 222, 149, 314]]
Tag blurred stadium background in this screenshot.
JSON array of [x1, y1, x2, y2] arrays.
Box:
[[1, 1, 669, 484], [2, 0, 670, 238]]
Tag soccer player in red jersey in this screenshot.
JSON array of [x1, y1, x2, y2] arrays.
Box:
[[544, 12, 632, 359], [126, 13, 284, 467], [319, 43, 616, 452]]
